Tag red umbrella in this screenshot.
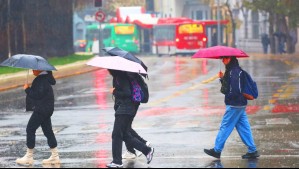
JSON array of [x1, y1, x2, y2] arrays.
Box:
[[192, 46, 249, 59]]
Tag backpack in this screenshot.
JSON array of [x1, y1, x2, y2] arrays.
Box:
[[130, 75, 149, 103], [242, 70, 258, 100]]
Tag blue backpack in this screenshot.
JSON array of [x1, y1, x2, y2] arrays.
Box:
[[242, 70, 258, 100], [130, 76, 149, 103]]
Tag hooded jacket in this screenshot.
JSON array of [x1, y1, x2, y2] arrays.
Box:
[[220, 58, 247, 107], [25, 72, 56, 116]]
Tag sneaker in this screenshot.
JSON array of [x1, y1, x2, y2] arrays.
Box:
[[204, 148, 221, 159], [146, 147, 154, 164], [146, 141, 151, 147], [106, 162, 123, 168], [133, 142, 152, 157], [242, 151, 260, 159], [122, 151, 137, 159]]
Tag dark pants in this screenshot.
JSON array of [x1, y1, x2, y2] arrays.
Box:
[[125, 105, 147, 154], [112, 115, 151, 165], [26, 112, 57, 149]]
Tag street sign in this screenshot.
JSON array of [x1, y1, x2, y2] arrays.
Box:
[[95, 10, 105, 22]]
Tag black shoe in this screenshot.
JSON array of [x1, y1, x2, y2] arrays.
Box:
[[204, 148, 221, 159], [242, 151, 260, 159]]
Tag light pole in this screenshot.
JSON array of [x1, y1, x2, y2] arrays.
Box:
[[7, 0, 11, 57], [217, 0, 221, 45]]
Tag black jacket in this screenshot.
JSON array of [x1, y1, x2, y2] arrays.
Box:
[[112, 75, 137, 117], [25, 73, 56, 116]]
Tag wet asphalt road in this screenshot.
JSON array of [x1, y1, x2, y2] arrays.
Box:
[[0, 55, 299, 168]]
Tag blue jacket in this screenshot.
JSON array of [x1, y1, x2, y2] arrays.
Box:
[[223, 66, 248, 106]]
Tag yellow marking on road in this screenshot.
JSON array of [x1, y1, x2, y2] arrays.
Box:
[[263, 105, 271, 111], [148, 74, 219, 106], [280, 86, 295, 99], [269, 99, 276, 104]]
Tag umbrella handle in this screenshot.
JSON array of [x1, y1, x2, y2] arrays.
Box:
[[26, 70, 29, 84]]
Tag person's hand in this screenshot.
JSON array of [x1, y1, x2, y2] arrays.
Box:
[[110, 88, 115, 94], [24, 84, 30, 90], [218, 71, 224, 78]]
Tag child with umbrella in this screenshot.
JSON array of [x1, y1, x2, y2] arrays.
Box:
[[0, 54, 60, 165], [192, 46, 260, 159]]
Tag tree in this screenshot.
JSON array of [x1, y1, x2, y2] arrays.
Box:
[[244, 0, 299, 54], [0, 0, 74, 61]]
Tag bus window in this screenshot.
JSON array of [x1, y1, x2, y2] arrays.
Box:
[[103, 29, 111, 39], [154, 25, 176, 41]]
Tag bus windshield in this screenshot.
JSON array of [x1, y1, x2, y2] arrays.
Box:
[[115, 25, 135, 35], [178, 24, 204, 34], [154, 25, 176, 41]]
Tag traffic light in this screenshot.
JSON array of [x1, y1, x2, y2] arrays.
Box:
[[94, 0, 102, 7]]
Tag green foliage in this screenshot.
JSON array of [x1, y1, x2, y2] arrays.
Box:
[[0, 54, 94, 75], [243, 0, 299, 28]]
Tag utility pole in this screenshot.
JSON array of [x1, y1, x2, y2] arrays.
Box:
[[95, 0, 104, 56], [7, 0, 11, 57], [217, 0, 221, 45]]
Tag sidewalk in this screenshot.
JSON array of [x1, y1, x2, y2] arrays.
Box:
[[0, 60, 99, 92]]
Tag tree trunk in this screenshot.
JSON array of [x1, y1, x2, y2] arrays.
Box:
[[269, 12, 276, 54]]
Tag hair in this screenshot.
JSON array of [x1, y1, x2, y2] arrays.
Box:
[[108, 69, 126, 78], [225, 56, 239, 70]]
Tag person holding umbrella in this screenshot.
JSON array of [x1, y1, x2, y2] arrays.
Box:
[[122, 72, 151, 159], [192, 46, 259, 159], [203, 56, 259, 159], [87, 50, 154, 168], [16, 70, 60, 165], [106, 69, 154, 168], [0, 54, 59, 165]]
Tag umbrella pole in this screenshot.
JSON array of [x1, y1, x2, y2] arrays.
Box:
[[26, 70, 29, 84]]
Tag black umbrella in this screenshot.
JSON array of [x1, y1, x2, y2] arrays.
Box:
[[102, 47, 148, 73], [0, 54, 57, 71]]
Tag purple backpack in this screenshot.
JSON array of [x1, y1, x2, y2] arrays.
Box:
[[131, 80, 144, 103]]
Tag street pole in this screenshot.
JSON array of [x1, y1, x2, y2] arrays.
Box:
[[7, 0, 11, 57], [99, 21, 103, 56], [217, 0, 221, 45]]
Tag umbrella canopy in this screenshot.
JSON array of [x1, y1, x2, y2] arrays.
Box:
[[102, 47, 148, 72], [192, 46, 249, 59], [86, 56, 147, 74], [0, 54, 57, 71]]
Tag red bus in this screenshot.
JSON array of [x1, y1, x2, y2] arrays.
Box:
[[153, 18, 207, 56]]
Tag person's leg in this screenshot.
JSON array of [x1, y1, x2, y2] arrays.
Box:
[[123, 116, 154, 164], [111, 115, 130, 165], [41, 117, 57, 149], [235, 108, 257, 153], [123, 116, 151, 155], [214, 106, 243, 152], [26, 112, 44, 149], [41, 116, 60, 164]]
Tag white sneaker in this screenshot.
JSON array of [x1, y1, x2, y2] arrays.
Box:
[[122, 151, 137, 159], [146, 141, 151, 147], [106, 162, 123, 168]]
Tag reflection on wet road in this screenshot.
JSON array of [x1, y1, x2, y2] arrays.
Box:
[[0, 55, 299, 168]]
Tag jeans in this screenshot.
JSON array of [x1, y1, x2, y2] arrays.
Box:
[[112, 115, 151, 165], [26, 112, 57, 149], [214, 106, 257, 153]]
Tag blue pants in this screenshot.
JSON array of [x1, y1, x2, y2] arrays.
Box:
[[214, 106, 257, 153]]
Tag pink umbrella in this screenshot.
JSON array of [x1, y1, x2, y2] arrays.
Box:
[[86, 56, 147, 74], [192, 46, 249, 59]]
